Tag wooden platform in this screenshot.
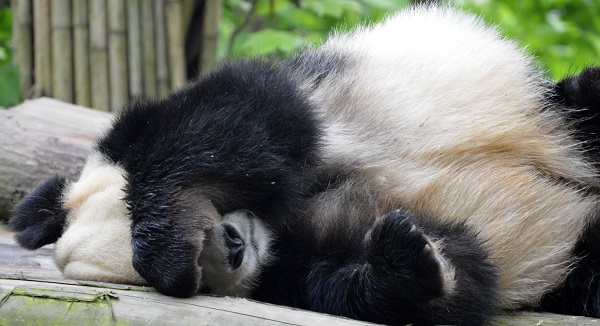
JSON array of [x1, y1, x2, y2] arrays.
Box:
[[2, 225, 600, 325], [0, 225, 375, 325]]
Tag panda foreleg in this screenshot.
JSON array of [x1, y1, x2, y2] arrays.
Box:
[[304, 209, 498, 325]]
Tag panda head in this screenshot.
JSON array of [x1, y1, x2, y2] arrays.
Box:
[[9, 152, 274, 296]]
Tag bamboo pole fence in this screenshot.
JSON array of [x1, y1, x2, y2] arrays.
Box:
[[12, 0, 220, 112]]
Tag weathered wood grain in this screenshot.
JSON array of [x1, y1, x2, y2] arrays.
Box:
[[0, 98, 112, 219]]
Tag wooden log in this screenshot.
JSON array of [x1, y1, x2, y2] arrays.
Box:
[[51, 0, 74, 103], [0, 226, 371, 325], [154, 0, 170, 97], [165, 0, 186, 90], [127, 0, 143, 100], [33, 0, 52, 97], [0, 278, 373, 325], [1, 226, 600, 325], [89, 0, 110, 111], [107, 0, 129, 112], [14, 0, 33, 97], [0, 98, 112, 219], [73, 0, 91, 107], [140, 0, 157, 97], [200, 0, 221, 75]]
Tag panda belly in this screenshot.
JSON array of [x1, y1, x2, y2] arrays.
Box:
[[305, 6, 600, 309]]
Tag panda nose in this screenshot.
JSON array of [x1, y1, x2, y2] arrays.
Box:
[[223, 224, 245, 269]]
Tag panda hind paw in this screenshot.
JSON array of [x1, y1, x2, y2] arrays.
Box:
[[366, 209, 446, 302]]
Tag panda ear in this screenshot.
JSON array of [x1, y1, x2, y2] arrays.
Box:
[[9, 175, 69, 249]]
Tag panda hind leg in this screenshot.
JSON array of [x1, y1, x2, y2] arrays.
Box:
[[539, 216, 600, 317], [305, 209, 498, 326], [402, 211, 499, 325]]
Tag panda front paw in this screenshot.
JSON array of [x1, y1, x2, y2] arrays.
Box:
[[366, 209, 446, 303]]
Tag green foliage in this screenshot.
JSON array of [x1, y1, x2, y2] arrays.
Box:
[[221, 0, 598, 81], [0, 7, 18, 107], [454, 0, 600, 80], [219, 0, 407, 59]]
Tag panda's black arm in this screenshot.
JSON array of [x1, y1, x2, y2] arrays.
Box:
[[301, 210, 498, 326], [9, 175, 69, 249]]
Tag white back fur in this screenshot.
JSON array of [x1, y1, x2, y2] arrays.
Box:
[[301, 6, 599, 308]]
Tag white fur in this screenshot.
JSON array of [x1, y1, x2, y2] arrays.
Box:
[[300, 6, 599, 308], [55, 152, 146, 285]]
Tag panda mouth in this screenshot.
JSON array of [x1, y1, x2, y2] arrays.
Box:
[[223, 224, 245, 269]]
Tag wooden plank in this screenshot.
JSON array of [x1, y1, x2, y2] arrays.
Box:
[[0, 278, 374, 325], [0, 226, 372, 326], [2, 196, 600, 324]]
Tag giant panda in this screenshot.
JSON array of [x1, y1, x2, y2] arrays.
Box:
[[9, 5, 600, 326]]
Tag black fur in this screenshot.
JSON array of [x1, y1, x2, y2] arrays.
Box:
[[539, 69, 600, 316], [540, 212, 600, 317], [554, 67, 600, 160], [9, 175, 69, 249], [96, 60, 323, 297], [250, 210, 496, 326]]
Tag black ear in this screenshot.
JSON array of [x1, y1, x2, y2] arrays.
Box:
[[9, 175, 69, 249]]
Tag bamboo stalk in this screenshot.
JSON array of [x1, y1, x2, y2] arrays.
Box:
[[127, 0, 143, 100], [89, 0, 110, 111], [154, 0, 169, 97], [33, 0, 52, 97], [51, 0, 73, 103], [73, 0, 90, 107], [140, 0, 157, 97], [15, 0, 33, 97], [108, 0, 128, 112], [11, 0, 18, 67], [165, 0, 186, 90], [200, 0, 221, 76], [181, 0, 196, 32]]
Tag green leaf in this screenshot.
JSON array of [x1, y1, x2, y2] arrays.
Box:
[[0, 63, 21, 107], [304, 0, 345, 18], [240, 28, 306, 56]]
